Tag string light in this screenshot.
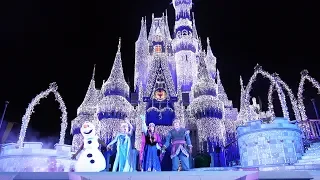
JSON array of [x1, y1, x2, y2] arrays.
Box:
[[134, 17, 149, 91], [237, 76, 249, 125], [243, 65, 290, 123], [70, 65, 102, 152], [297, 70, 320, 121], [101, 38, 130, 99], [267, 84, 276, 119], [267, 75, 302, 121], [205, 38, 216, 80], [145, 54, 177, 97], [237, 119, 303, 166], [189, 50, 228, 149], [17, 82, 68, 148], [98, 38, 134, 143], [216, 70, 233, 108]]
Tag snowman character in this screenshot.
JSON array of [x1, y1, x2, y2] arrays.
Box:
[[71, 121, 107, 172]]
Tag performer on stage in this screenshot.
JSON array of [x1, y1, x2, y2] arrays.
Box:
[[71, 121, 107, 172], [162, 119, 192, 171], [139, 115, 162, 172], [107, 119, 134, 172]]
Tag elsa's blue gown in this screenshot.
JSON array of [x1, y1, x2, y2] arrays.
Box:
[[108, 133, 133, 172]]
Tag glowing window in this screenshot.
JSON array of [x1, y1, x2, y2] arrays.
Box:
[[154, 45, 162, 53]]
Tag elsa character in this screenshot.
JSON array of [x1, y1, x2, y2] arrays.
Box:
[[107, 119, 134, 172], [139, 115, 162, 172]]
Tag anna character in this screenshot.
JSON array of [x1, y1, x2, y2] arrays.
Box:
[[140, 115, 163, 172]]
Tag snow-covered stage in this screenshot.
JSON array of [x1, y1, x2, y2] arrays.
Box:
[[0, 170, 316, 180]]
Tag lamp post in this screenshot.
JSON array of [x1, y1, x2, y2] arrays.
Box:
[[311, 99, 319, 119], [311, 99, 320, 138], [0, 101, 9, 130]]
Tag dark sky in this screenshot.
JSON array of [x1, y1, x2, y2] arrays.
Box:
[[0, 0, 319, 143]]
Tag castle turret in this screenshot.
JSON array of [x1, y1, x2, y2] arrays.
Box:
[[134, 17, 149, 92], [70, 65, 101, 152], [172, 0, 198, 92], [97, 38, 133, 142], [189, 51, 225, 151]]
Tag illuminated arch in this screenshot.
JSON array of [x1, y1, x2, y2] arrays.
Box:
[[244, 65, 289, 121], [297, 70, 320, 121], [17, 82, 68, 148], [267, 77, 301, 121]]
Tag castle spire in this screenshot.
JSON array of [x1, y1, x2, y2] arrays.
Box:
[[117, 37, 121, 52], [77, 64, 99, 115], [192, 51, 217, 98], [92, 64, 96, 80], [102, 37, 130, 98], [192, 12, 199, 39], [216, 69, 232, 107], [205, 37, 217, 80], [138, 17, 148, 41], [164, 10, 172, 41]]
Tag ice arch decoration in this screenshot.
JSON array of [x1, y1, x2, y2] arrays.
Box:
[[17, 82, 68, 148], [297, 70, 320, 121], [244, 64, 289, 122], [267, 76, 301, 121]]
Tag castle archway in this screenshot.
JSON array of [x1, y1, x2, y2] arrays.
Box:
[[244, 65, 289, 121], [297, 70, 320, 121], [267, 77, 301, 121], [17, 82, 68, 148]]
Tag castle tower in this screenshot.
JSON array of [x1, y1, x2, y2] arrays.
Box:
[[172, 0, 199, 92], [97, 38, 134, 143], [189, 51, 225, 151], [70, 65, 101, 152]]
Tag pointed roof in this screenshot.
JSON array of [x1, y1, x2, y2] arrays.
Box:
[[77, 65, 100, 115], [148, 14, 155, 41], [192, 12, 199, 39], [164, 10, 172, 41], [137, 17, 148, 41], [101, 38, 130, 98], [192, 51, 217, 98], [134, 17, 149, 91], [205, 38, 217, 79], [145, 56, 177, 98], [216, 69, 232, 107]]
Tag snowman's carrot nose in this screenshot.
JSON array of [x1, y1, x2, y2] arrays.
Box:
[[83, 124, 89, 128]]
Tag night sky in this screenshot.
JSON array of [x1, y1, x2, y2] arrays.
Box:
[[0, 0, 319, 144]]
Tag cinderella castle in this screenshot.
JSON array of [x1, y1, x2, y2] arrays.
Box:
[[71, 0, 239, 168]]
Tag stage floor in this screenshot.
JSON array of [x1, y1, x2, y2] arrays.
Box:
[[0, 171, 319, 180]]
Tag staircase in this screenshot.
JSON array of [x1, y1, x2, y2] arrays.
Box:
[[296, 142, 320, 165]]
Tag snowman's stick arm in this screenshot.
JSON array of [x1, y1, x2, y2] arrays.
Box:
[[98, 138, 107, 147], [73, 143, 84, 156]]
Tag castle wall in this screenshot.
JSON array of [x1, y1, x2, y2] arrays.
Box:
[[237, 117, 303, 167]]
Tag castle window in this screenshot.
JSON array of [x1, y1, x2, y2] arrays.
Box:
[[154, 45, 162, 53]]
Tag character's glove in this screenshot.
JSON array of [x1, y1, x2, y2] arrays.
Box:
[[71, 154, 77, 160]]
